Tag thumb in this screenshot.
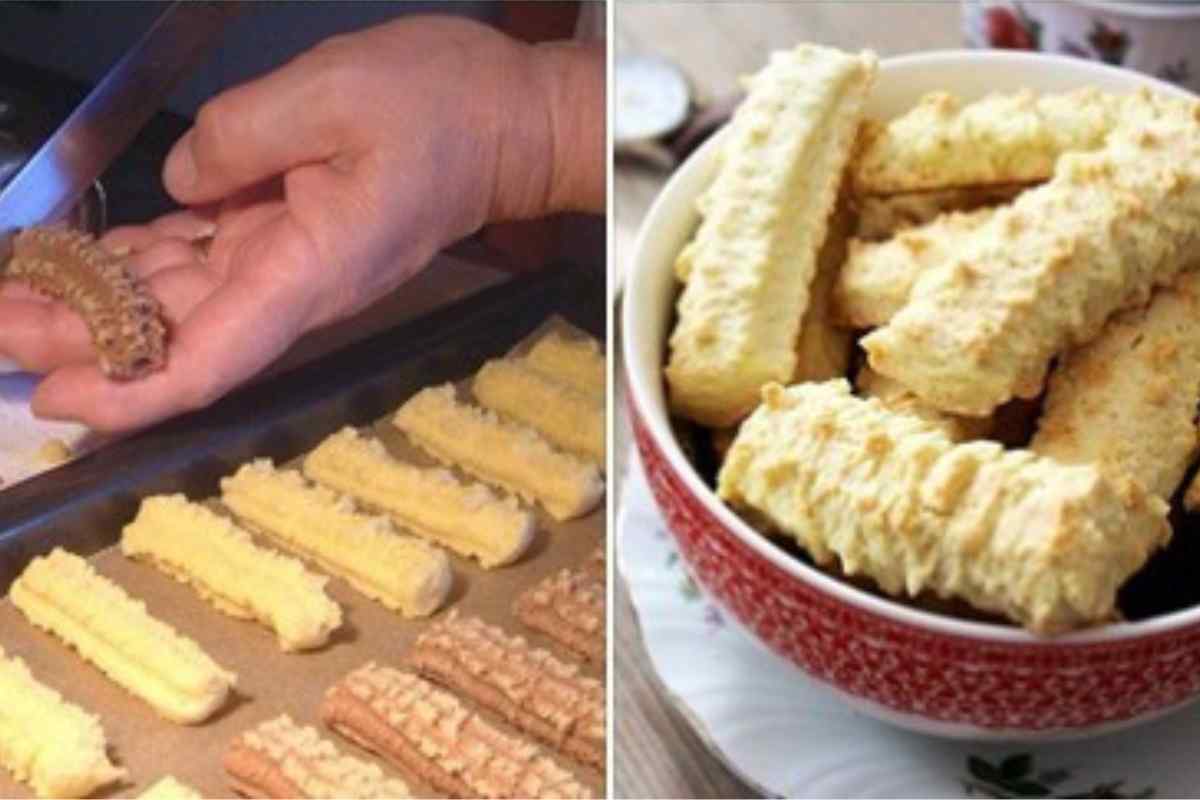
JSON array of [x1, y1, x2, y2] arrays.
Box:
[[164, 55, 349, 204]]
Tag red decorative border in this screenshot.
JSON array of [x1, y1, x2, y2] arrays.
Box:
[[631, 404, 1200, 730]]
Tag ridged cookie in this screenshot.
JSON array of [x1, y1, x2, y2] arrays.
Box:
[[665, 44, 877, 426], [225, 715, 410, 799], [322, 665, 593, 799], [10, 549, 236, 723], [221, 460, 452, 617], [1032, 270, 1200, 499], [7, 226, 166, 379], [473, 358, 605, 467], [852, 87, 1123, 194], [523, 331, 606, 402], [862, 109, 1200, 416], [404, 612, 605, 768], [717, 381, 1170, 634], [394, 385, 604, 521], [303, 427, 534, 568], [0, 646, 125, 798], [515, 568, 605, 664], [123, 495, 343, 652]]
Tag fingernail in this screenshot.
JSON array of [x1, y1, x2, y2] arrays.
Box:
[[164, 131, 199, 195]]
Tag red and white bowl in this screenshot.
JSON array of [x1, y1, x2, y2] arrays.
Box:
[[622, 49, 1200, 740]]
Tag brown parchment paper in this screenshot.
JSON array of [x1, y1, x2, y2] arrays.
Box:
[[0, 326, 606, 800]]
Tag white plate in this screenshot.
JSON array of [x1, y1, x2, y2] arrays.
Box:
[[619, 452, 1200, 798]]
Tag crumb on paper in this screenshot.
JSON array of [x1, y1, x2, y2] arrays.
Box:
[[37, 438, 73, 466]]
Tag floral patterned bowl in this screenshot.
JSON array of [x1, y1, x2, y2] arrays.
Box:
[[622, 50, 1200, 740], [963, 0, 1200, 94]]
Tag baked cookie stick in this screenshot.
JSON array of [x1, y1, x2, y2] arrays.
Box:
[[404, 612, 605, 768], [10, 549, 236, 723], [717, 381, 1170, 634], [225, 715, 411, 799], [665, 45, 877, 426], [852, 88, 1122, 195], [1032, 271, 1200, 499], [523, 331, 606, 402], [7, 227, 167, 379], [322, 665, 593, 799], [303, 427, 534, 568], [394, 385, 604, 521], [792, 201, 855, 383], [123, 495, 343, 652], [856, 366, 992, 442], [862, 114, 1200, 416], [834, 207, 996, 328], [0, 646, 125, 798], [473, 358, 606, 467], [138, 776, 203, 799], [853, 183, 1030, 241], [221, 460, 452, 617], [515, 568, 605, 663]]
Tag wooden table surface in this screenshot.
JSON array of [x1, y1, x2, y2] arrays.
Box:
[[613, 4, 961, 797]]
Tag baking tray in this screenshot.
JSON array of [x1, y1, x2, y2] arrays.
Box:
[[0, 259, 603, 588], [0, 260, 606, 799]]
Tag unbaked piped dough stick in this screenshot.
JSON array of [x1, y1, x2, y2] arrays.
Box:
[[523, 330, 606, 402], [862, 111, 1200, 417], [6, 227, 167, 379], [1032, 271, 1200, 500], [0, 646, 125, 798], [10, 549, 236, 724], [514, 568, 605, 664], [221, 459, 452, 617], [303, 427, 535, 567], [852, 87, 1127, 195], [717, 381, 1170, 634], [473, 358, 606, 467], [123, 495, 343, 652], [664, 44, 877, 426], [321, 664, 594, 799], [224, 715, 411, 799], [404, 612, 605, 768], [137, 776, 202, 799], [393, 385, 604, 521]]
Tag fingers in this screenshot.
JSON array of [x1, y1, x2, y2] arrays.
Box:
[[0, 299, 94, 372], [34, 215, 320, 432], [103, 210, 217, 254], [164, 50, 349, 206]]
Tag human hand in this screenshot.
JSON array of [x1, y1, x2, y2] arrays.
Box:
[[0, 15, 603, 432]]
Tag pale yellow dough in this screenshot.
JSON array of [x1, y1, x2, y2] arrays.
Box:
[[855, 366, 992, 442], [122, 495, 343, 652], [303, 427, 535, 567], [137, 776, 202, 799], [1032, 270, 1200, 499], [863, 105, 1200, 416], [473, 358, 605, 467], [394, 385, 604, 521], [221, 459, 453, 617], [717, 381, 1170, 634], [10, 549, 236, 724], [665, 44, 877, 426], [853, 87, 1124, 194], [0, 646, 125, 798], [834, 207, 996, 328], [524, 331, 606, 402]]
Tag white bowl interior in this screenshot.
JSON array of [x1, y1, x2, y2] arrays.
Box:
[[623, 49, 1200, 645]]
